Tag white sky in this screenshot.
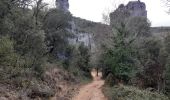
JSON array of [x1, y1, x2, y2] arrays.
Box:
[[44, 0, 170, 27]]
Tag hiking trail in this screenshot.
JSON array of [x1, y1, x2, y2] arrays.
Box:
[[72, 70, 107, 100]]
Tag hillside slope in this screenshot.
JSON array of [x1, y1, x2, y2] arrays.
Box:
[[0, 64, 78, 100]]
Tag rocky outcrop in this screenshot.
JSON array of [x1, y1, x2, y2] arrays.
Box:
[[56, 0, 169, 65], [110, 0, 147, 26], [126, 0, 147, 17], [56, 0, 69, 12], [73, 17, 113, 51], [72, 17, 113, 66]]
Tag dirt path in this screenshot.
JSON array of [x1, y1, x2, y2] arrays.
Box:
[[72, 70, 107, 100]]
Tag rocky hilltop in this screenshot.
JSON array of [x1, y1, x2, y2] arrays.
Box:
[[55, 0, 170, 63], [56, 0, 69, 12], [110, 0, 147, 26]]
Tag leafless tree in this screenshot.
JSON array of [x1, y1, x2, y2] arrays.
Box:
[[102, 10, 111, 25], [101, 0, 125, 24], [33, 0, 48, 25], [11, 0, 34, 8], [163, 0, 170, 13]]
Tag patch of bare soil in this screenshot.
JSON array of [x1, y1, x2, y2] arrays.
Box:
[[72, 70, 107, 100]]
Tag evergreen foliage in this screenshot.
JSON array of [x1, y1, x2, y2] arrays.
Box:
[[102, 23, 136, 83]]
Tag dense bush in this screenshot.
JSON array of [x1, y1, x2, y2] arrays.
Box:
[[103, 85, 169, 100], [77, 44, 90, 72], [0, 36, 22, 81], [164, 34, 170, 96], [0, 0, 47, 83], [65, 43, 91, 78], [0, 36, 17, 66]]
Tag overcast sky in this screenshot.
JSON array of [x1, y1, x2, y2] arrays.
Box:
[[45, 0, 170, 27]]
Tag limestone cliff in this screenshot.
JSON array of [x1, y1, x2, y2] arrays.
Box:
[[110, 0, 147, 26], [56, 0, 69, 12], [56, 0, 170, 58]]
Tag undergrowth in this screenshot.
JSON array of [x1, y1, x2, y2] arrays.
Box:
[[103, 85, 169, 100]]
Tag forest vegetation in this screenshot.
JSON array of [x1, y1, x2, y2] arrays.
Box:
[[0, 0, 170, 100]]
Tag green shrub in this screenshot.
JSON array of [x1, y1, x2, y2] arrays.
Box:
[[103, 85, 169, 100], [0, 34, 46, 82], [101, 24, 137, 83], [0, 36, 21, 80], [0, 36, 17, 66]]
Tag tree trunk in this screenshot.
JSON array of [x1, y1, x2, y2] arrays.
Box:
[[96, 68, 99, 76]]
